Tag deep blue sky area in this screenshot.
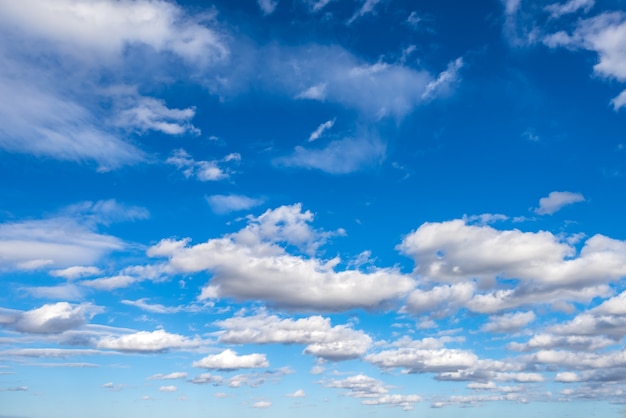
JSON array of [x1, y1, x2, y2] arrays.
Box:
[[1, 0, 626, 417]]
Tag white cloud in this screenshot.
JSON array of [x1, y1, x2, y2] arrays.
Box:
[[81, 275, 137, 291], [347, 0, 383, 25], [49, 266, 103, 280], [296, 83, 327, 100], [0, 302, 102, 334], [258, 0, 278, 15], [482, 311, 536, 333], [193, 349, 269, 370], [323, 374, 421, 410], [308, 119, 335, 142], [287, 389, 306, 398], [508, 334, 616, 352], [159, 385, 177, 392], [421, 58, 464, 101], [23, 284, 85, 301], [275, 134, 386, 174], [190, 373, 223, 385], [206, 195, 264, 214], [611, 88, 626, 111], [303, 0, 333, 13], [535, 191, 585, 215], [543, 12, 626, 108], [0, 0, 228, 65], [398, 219, 626, 314], [96, 329, 200, 353], [215, 313, 372, 361], [555, 371, 581, 382], [366, 347, 478, 373], [545, 0, 594, 19], [252, 401, 272, 408], [405, 282, 475, 316], [114, 96, 199, 136], [149, 204, 414, 312], [167, 149, 239, 181], [148, 372, 187, 380]]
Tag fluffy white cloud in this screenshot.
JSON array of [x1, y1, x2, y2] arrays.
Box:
[[206, 195, 264, 214], [149, 204, 414, 311], [398, 218, 626, 312], [252, 401, 272, 408], [323, 374, 421, 410], [482, 311, 535, 333], [114, 96, 199, 136], [96, 329, 200, 353], [215, 313, 372, 361], [0, 0, 228, 64], [0, 302, 102, 334], [508, 334, 616, 352], [365, 347, 478, 373], [287, 389, 306, 398], [405, 282, 474, 316], [159, 385, 177, 392], [193, 349, 269, 370], [534, 191, 585, 215]]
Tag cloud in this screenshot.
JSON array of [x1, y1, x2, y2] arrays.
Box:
[[308, 119, 335, 142], [258, 0, 278, 15], [149, 204, 415, 312], [193, 349, 269, 370], [252, 401, 272, 408], [611, 89, 626, 110], [121, 299, 181, 314], [347, 0, 383, 25], [302, 0, 333, 13], [206, 195, 264, 214], [215, 312, 372, 361], [0, 348, 116, 358], [0, 302, 102, 334], [534, 191, 585, 215], [148, 372, 187, 380], [545, 0, 594, 19], [365, 347, 478, 373], [159, 385, 177, 392], [114, 96, 199, 136], [167, 149, 240, 181], [287, 389, 306, 397], [421, 58, 464, 101], [509, 334, 615, 352], [96, 329, 200, 353], [398, 218, 626, 313], [542, 12, 626, 108], [323, 374, 421, 410], [275, 134, 386, 174], [0, 200, 145, 271], [49, 266, 103, 280], [482, 311, 536, 333], [0, 0, 228, 65]]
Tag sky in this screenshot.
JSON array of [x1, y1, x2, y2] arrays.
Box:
[[1, 0, 626, 416]]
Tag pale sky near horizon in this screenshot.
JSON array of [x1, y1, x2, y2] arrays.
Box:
[[1, 0, 626, 417]]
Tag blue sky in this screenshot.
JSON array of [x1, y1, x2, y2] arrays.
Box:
[[1, 0, 626, 416]]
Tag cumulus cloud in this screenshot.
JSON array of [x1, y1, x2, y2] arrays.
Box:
[[114, 96, 199, 136], [323, 374, 421, 410], [49, 266, 103, 280], [482, 311, 536, 333], [193, 349, 269, 370], [0, 302, 102, 334], [287, 389, 306, 397], [215, 312, 372, 361], [159, 385, 177, 392], [252, 401, 272, 408], [365, 347, 478, 373], [96, 329, 200, 353], [149, 204, 414, 311], [398, 218, 626, 313], [534, 191, 585, 215], [206, 194, 264, 214]]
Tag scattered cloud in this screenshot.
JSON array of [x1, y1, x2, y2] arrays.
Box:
[[308, 119, 335, 142], [258, 0, 278, 15], [166, 149, 240, 181], [287, 389, 306, 397], [545, 0, 595, 19], [347, 0, 383, 25], [0, 302, 102, 334], [421, 58, 464, 101], [534, 191, 585, 215], [193, 349, 269, 370], [96, 329, 201, 353], [206, 194, 264, 214]]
